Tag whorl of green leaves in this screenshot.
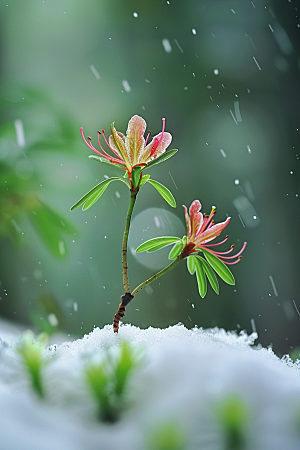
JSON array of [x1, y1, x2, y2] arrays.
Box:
[[186, 250, 235, 298]]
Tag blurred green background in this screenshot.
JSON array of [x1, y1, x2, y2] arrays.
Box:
[[1, 0, 299, 355]]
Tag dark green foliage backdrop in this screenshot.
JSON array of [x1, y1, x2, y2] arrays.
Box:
[[0, 0, 299, 355]]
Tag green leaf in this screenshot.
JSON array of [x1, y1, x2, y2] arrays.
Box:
[[196, 256, 219, 294], [147, 179, 176, 207], [139, 174, 150, 188], [70, 177, 120, 211], [29, 204, 74, 258], [194, 257, 207, 298], [88, 155, 125, 170], [201, 249, 235, 285], [131, 166, 143, 188], [39, 202, 77, 234], [136, 236, 181, 253], [169, 241, 183, 260], [187, 255, 196, 275], [143, 149, 178, 170]]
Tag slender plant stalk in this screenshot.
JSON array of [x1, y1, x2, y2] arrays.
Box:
[[113, 190, 137, 333], [131, 256, 181, 297], [122, 192, 137, 293]]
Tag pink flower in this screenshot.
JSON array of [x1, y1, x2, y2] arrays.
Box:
[[80, 115, 172, 182], [182, 200, 247, 264]]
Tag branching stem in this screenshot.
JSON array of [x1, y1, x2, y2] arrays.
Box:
[[115, 191, 183, 333], [131, 256, 181, 297]]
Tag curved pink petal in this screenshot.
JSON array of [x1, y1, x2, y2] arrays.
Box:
[[140, 118, 172, 163], [189, 200, 203, 240], [141, 132, 172, 163], [125, 115, 147, 166], [195, 217, 231, 245], [183, 205, 191, 238]]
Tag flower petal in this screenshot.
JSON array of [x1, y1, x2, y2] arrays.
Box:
[[110, 123, 132, 171], [141, 130, 172, 163], [195, 217, 230, 245], [125, 115, 147, 166], [189, 200, 203, 240], [108, 132, 125, 160], [183, 205, 191, 238]]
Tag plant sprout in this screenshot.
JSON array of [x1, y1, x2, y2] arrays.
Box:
[[71, 115, 246, 332], [85, 341, 142, 422], [217, 396, 249, 450], [147, 421, 186, 450], [17, 331, 48, 398]]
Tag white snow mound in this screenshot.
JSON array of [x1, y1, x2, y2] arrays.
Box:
[[1, 323, 300, 450]]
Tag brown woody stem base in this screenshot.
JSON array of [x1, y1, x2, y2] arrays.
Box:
[[113, 293, 134, 333]]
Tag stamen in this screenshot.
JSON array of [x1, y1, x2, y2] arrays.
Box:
[[224, 258, 242, 265], [161, 117, 165, 134], [198, 209, 215, 233], [97, 131, 115, 158], [81, 128, 103, 155], [145, 130, 151, 146], [100, 129, 128, 165], [101, 129, 112, 148], [81, 127, 125, 164], [227, 242, 247, 258], [202, 246, 235, 257], [102, 129, 121, 155], [202, 235, 229, 247], [206, 242, 247, 260], [206, 219, 215, 230]]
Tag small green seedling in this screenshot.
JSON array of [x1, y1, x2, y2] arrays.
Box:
[[17, 331, 47, 399], [147, 421, 186, 450], [217, 396, 249, 450], [85, 341, 142, 423], [290, 347, 300, 363]]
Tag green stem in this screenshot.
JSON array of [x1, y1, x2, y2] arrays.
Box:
[[122, 191, 137, 293], [131, 256, 181, 297]]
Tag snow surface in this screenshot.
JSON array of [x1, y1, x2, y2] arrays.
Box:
[[1, 323, 300, 450]]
